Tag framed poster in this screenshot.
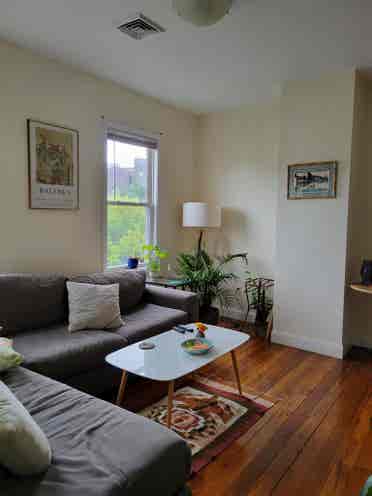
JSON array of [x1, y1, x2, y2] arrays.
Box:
[[287, 161, 337, 200], [28, 119, 79, 209]]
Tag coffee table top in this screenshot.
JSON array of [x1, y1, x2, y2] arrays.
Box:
[[106, 324, 249, 381]]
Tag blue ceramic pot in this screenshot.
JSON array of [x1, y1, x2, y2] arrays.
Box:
[[361, 260, 372, 285], [127, 257, 139, 269]]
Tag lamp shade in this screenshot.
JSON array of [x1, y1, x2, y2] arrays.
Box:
[[173, 0, 232, 27], [183, 202, 221, 228]]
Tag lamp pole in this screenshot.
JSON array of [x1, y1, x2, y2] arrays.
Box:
[[197, 230, 204, 255]]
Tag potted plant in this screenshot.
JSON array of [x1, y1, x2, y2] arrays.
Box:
[[244, 272, 274, 327], [143, 244, 168, 278], [127, 255, 139, 269], [176, 249, 248, 324]]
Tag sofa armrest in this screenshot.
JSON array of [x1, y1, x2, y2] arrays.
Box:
[[144, 285, 199, 323]]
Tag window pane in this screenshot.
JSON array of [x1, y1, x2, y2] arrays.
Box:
[[107, 205, 147, 267], [107, 140, 148, 203]]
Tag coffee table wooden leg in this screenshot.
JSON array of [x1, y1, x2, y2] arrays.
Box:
[[230, 350, 242, 395], [167, 380, 175, 428], [116, 370, 128, 406]]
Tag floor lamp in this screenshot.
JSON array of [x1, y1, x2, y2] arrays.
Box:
[[182, 202, 221, 254]]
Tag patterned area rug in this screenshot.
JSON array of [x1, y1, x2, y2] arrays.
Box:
[[139, 377, 273, 474]]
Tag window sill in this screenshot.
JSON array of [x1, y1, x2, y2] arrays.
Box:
[[106, 263, 146, 271]]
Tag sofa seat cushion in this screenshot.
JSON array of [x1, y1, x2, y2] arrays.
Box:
[[12, 325, 128, 380], [0, 367, 191, 496], [119, 303, 188, 344]]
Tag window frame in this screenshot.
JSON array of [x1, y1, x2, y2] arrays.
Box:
[[102, 123, 159, 270]]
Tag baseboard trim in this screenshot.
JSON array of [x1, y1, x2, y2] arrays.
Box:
[[271, 329, 345, 359]]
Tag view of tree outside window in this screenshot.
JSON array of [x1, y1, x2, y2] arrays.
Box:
[[106, 138, 155, 267]]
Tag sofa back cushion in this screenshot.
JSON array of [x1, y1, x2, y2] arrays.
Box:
[[0, 274, 67, 336], [69, 269, 146, 314]]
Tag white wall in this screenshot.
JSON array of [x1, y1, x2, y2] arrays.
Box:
[[273, 71, 356, 358], [197, 70, 372, 357], [0, 40, 197, 275], [196, 102, 280, 316], [2, 40, 370, 357]]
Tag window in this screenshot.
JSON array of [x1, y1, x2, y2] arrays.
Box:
[[105, 129, 158, 267]]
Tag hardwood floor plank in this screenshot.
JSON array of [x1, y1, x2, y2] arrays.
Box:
[[265, 352, 344, 413], [319, 386, 372, 495], [190, 346, 345, 496], [224, 357, 351, 495], [240, 346, 309, 394], [270, 365, 370, 496], [247, 361, 353, 495], [189, 403, 290, 496]]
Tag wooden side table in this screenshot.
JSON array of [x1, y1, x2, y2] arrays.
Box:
[[350, 283, 372, 295], [146, 277, 188, 290]]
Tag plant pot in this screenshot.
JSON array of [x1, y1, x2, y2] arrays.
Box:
[[199, 305, 219, 325], [361, 260, 372, 285], [127, 257, 139, 269]]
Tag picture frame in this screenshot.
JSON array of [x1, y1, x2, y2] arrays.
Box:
[[287, 161, 338, 200], [28, 119, 79, 209]]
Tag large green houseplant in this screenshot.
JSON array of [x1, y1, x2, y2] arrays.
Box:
[[176, 249, 248, 324]]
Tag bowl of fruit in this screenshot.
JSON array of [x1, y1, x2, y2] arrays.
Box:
[[181, 337, 214, 356]]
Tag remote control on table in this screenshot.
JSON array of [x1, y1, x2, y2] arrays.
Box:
[[174, 325, 193, 333], [173, 326, 185, 334]]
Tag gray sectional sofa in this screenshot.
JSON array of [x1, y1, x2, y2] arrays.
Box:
[[1, 269, 198, 394], [0, 269, 199, 495]]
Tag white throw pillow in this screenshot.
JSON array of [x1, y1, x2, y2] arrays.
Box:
[[0, 381, 52, 476], [66, 282, 124, 332]]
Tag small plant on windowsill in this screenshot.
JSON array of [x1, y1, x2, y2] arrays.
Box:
[[143, 244, 168, 278]]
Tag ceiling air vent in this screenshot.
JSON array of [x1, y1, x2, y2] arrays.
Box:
[[118, 13, 165, 40]]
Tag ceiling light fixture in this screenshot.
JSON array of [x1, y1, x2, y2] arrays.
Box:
[[172, 0, 233, 27]]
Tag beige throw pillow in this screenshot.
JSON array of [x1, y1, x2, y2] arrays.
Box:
[[66, 282, 124, 332], [0, 381, 52, 476], [0, 337, 23, 372]]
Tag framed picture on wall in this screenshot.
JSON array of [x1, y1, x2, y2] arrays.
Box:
[[287, 161, 338, 200], [28, 119, 79, 209]]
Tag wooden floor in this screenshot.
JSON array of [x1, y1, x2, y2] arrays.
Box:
[[188, 336, 372, 496]]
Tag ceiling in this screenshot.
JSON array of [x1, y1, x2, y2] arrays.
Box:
[[1, 0, 372, 113]]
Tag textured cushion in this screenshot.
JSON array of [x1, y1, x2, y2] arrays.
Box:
[[0, 273, 67, 336], [0, 381, 51, 476], [118, 303, 188, 344], [0, 367, 191, 496], [144, 285, 199, 322], [69, 269, 146, 314], [67, 282, 123, 332], [12, 324, 128, 380], [0, 338, 23, 372]]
